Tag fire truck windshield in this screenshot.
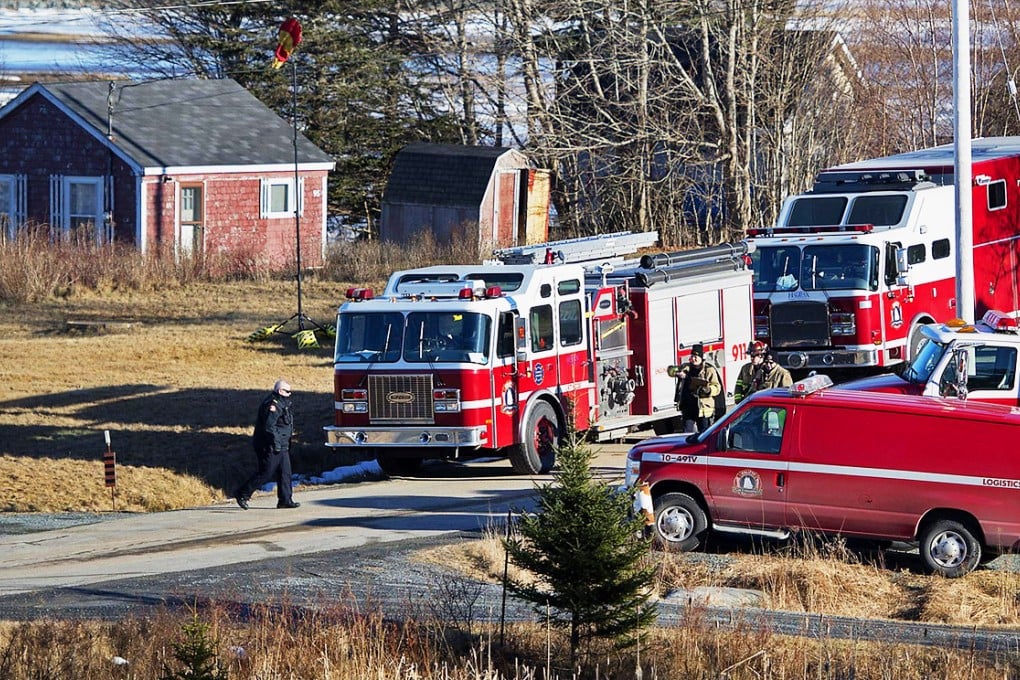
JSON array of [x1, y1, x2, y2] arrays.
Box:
[[334, 311, 492, 365], [751, 244, 879, 292]]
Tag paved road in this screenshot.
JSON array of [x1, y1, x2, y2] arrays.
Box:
[[0, 444, 631, 608]]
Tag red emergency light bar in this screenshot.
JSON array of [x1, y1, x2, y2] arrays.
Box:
[[982, 309, 1020, 331], [747, 224, 874, 237], [345, 287, 375, 301], [457, 285, 504, 300]]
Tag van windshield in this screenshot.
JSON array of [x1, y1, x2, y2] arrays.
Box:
[[901, 336, 947, 384]]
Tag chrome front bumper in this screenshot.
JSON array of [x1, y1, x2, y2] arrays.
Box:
[[324, 425, 487, 448], [777, 348, 879, 370]]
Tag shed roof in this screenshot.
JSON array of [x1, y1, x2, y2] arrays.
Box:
[[0, 78, 334, 173], [383, 143, 526, 207]]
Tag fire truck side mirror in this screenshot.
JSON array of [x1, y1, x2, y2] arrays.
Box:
[[515, 316, 528, 361], [895, 247, 911, 286]]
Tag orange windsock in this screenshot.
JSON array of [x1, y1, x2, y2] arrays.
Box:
[[271, 17, 303, 69]]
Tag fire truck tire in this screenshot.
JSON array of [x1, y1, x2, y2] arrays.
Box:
[[653, 492, 707, 552], [375, 454, 423, 476], [652, 418, 676, 436], [918, 519, 982, 578], [508, 401, 559, 475]]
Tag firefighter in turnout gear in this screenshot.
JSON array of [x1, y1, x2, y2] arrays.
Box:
[[735, 341, 768, 403], [759, 352, 794, 392], [672, 344, 722, 433]]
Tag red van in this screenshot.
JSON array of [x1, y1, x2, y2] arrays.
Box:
[[626, 374, 1020, 577]]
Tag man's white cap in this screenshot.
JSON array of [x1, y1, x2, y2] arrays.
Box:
[[274, 379, 292, 396]]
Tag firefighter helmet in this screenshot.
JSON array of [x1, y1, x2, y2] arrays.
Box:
[[749, 341, 767, 357]]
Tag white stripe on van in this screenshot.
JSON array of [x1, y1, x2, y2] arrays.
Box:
[[640, 452, 1020, 490]]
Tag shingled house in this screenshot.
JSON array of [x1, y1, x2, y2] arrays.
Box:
[[380, 143, 550, 251], [0, 78, 335, 268]]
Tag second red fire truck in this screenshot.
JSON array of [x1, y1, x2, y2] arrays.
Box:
[[324, 232, 755, 475], [749, 136, 1020, 373]]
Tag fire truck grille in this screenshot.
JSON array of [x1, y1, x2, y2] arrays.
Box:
[[369, 374, 434, 423], [770, 301, 830, 349]]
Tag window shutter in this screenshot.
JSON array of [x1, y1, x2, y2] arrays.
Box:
[[103, 176, 115, 244], [298, 177, 305, 216], [14, 175, 26, 228], [259, 178, 269, 218], [49, 175, 65, 238]]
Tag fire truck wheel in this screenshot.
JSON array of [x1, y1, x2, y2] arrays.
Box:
[[375, 454, 423, 477], [653, 492, 707, 552], [509, 401, 560, 475], [919, 519, 982, 578]]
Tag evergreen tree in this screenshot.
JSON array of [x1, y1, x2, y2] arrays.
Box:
[[112, 0, 465, 232], [503, 424, 657, 664], [160, 616, 227, 680]]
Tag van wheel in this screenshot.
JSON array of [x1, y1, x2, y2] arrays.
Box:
[[508, 401, 559, 474], [919, 519, 982, 577], [653, 492, 708, 552], [376, 454, 423, 477]]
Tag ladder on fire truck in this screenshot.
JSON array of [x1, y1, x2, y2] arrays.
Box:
[[493, 231, 659, 265]]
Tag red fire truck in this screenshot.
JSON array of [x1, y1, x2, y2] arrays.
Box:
[[324, 232, 755, 475], [749, 137, 1020, 373]]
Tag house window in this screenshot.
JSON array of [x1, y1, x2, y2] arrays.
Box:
[[50, 176, 106, 243], [260, 178, 303, 218], [0, 175, 24, 240]]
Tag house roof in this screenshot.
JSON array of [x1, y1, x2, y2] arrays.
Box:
[[383, 142, 527, 207], [0, 78, 334, 174]]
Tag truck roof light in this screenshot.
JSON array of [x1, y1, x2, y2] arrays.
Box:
[[346, 287, 374, 301], [485, 285, 502, 298], [747, 224, 874, 237], [789, 373, 834, 395], [458, 287, 474, 299], [982, 309, 1019, 331], [943, 318, 968, 329]]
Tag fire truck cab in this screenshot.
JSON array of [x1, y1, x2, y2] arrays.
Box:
[[750, 137, 1020, 374], [626, 374, 1020, 577], [839, 309, 1020, 406], [325, 232, 755, 476]]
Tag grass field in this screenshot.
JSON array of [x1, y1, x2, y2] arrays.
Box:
[[0, 277, 354, 512]]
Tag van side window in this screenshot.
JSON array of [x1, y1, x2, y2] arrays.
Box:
[[942, 346, 1017, 394], [724, 406, 787, 455]]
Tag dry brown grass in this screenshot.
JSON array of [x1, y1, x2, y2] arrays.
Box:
[[0, 599, 1015, 679], [427, 532, 1020, 630], [0, 231, 483, 512]]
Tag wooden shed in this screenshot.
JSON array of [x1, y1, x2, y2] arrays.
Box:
[[379, 143, 550, 252]]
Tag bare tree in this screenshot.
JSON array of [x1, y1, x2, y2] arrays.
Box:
[[502, 0, 862, 244]]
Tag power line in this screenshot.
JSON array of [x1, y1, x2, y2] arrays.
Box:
[[0, 0, 275, 32]]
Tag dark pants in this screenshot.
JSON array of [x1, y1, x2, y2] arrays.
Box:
[[238, 446, 293, 503]]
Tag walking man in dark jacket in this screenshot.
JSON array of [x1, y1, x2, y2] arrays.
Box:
[[235, 379, 300, 509]]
